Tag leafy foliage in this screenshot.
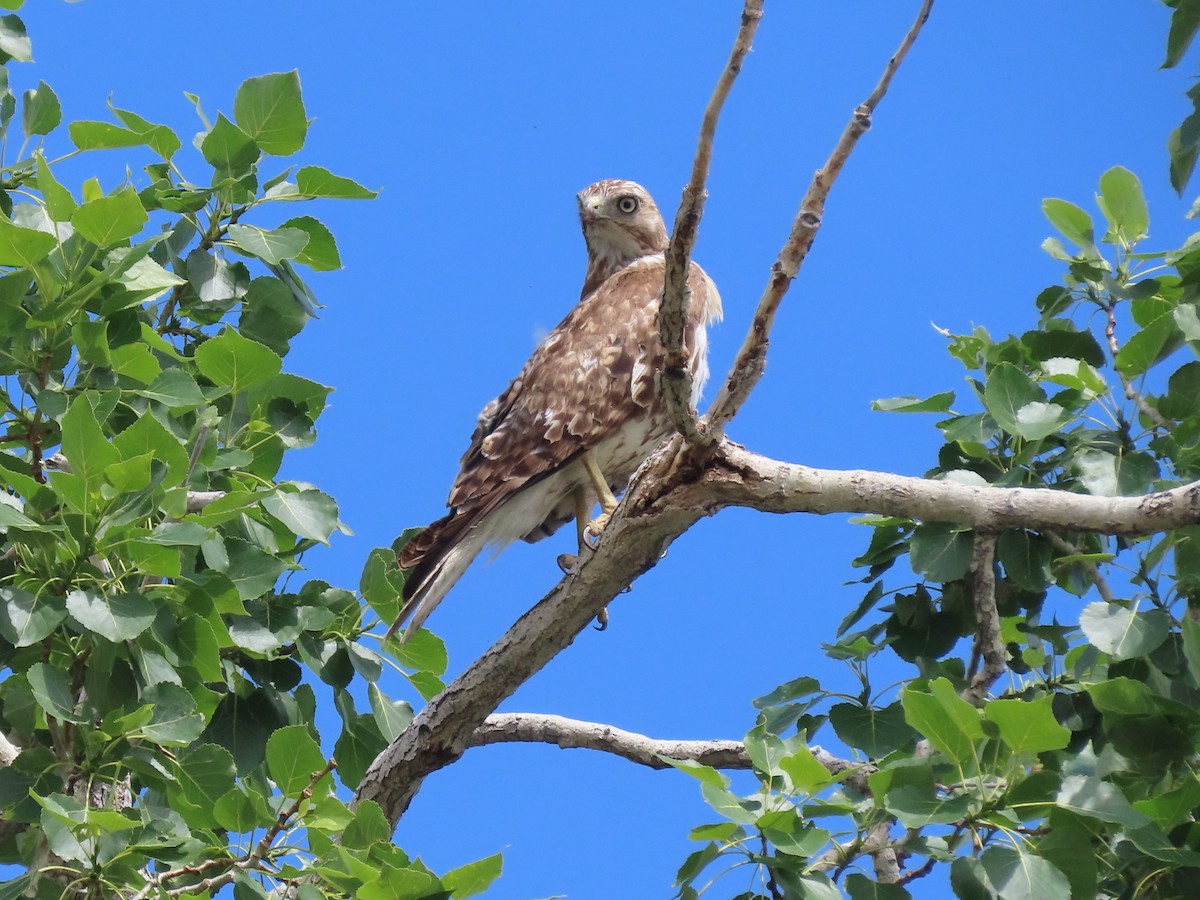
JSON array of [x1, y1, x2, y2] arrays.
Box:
[[0, 6, 496, 898], [672, 165, 1200, 897]]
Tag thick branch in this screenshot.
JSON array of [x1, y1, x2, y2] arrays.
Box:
[[661, 0, 763, 442], [355, 481, 706, 827], [962, 533, 1002, 705], [706, 0, 936, 430], [695, 441, 1200, 536], [358, 436, 1199, 829]]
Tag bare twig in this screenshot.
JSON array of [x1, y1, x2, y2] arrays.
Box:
[[1045, 530, 1115, 602], [706, 0, 936, 430], [471, 712, 870, 784], [470, 712, 749, 769], [660, 0, 764, 443], [962, 533, 1003, 705], [1104, 301, 1172, 431]]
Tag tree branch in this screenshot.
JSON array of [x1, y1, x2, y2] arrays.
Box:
[[962, 533, 1002, 705], [469, 712, 749, 769], [469, 712, 869, 790], [706, 0, 936, 430], [359, 435, 1200, 829], [661, 0, 764, 443]]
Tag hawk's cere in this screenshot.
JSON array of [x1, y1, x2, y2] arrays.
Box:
[[389, 180, 722, 641]]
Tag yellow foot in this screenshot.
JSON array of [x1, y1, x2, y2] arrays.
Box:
[[583, 511, 611, 547]]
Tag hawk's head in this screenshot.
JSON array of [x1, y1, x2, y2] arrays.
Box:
[[577, 179, 669, 298]]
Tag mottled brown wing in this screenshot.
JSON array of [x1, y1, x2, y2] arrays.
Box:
[[399, 257, 674, 573]]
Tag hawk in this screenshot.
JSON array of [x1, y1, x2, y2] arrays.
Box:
[[389, 179, 722, 641]]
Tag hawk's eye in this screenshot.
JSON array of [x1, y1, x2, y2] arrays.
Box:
[[616, 196, 639, 214]]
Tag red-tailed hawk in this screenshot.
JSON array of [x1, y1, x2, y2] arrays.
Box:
[[389, 179, 722, 640]]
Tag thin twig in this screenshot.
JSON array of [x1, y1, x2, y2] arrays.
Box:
[[1104, 301, 1171, 431], [962, 533, 1003, 705], [706, 0, 936, 430], [469, 712, 871, 784], [1044, 530, 1115, 602], [660, 0, 764, 444]]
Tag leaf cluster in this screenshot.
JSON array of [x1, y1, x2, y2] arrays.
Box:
[[0, 7, 496, 898], [673, 163, 1200, 897]]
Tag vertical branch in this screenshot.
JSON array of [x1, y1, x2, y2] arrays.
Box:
[[660, 0, 764, 443], [962, 532, 1003, 705], [706, 0, 936, 430]]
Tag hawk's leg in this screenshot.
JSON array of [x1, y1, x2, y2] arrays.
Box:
[[579, 453, 616, 631], [581, 452, 620, 544]]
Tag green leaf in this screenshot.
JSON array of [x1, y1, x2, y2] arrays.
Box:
[[186, 247, 249, 304], [845, 873, 912, 900], [983, 696, 1070, 753], [661, 757, 728, 789], [391, 625, 448, 676], [828, 701, 915, 758], [1115, 313, 1182, 376], [871, 391, 955, 413], [142, 683, 205, 745], [265, 724, 326, 796], [224, 538, 289, 601], [68, 120, 149, 151], [1165, 0, 1200, 67], [225, 223, 309, 264], [909, 523, 973, 581], [282, 215, 341, 270], [27, 663, 84, 723], [35, 152, 75, 222], [1079, 602, 1170, 659], [112, 407, 191, 482], [901, 679, 982, 764], [1097, 166, 1149, 244], [1126, 822, 1200, 866], [21, 79, 59, 137], [1073, 449, 1160, 497], [239, 276, 311, 355], [442, 853, 503, 899], [70, 186, 149, 247], [885, 783, 971, 827], [61, 393, 120, 497], [700, 782, 758, 825], [136, 368, 207, 409], [1056, 774, 1150, 827], [368, 683, 413, 742], [193, 326, 282, 394], [753, 676, 822, 709], [1036, 825, 1098, 900], [168, 742, 237, 829], [233, 70, 307, 155], [65, 589, 155, 642], [295, 165, 379, 199], [213, 785, 274, 833], [0, 216, 55, 266], [107, 101, 181, 160], [262, 487, 340, 543], [1042, 198, 1094, 250], [778, 742, 836, 793], [200, 114, 259, 178], [0, 15, 31, 62], [979, 845, 1070, 900], [0, 586, 64, 646]]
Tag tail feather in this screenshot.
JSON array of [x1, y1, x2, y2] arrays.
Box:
[[387, 517, 485, 643]]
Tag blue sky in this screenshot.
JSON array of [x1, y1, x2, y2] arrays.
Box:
[[22, 2, 1198, 897]]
